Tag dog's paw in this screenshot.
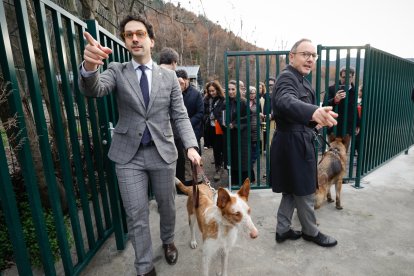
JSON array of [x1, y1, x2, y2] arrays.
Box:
[[336, 205, 343, 210], [190, 240, 198, 249], [327, 198, 334, 203]]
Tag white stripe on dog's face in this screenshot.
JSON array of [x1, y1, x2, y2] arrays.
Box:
[[219, 193, 258, 239]]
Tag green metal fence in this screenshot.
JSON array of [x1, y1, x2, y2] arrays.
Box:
[[224, 45, 414, 190], [223, 51, 289, 189], [0, 0, 128, 274]]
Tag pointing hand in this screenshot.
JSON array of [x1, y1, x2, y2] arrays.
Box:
[[83, 31, 113, 71]]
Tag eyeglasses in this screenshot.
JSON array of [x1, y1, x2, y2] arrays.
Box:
[[122, 30, 148, 40], [292, 51, 319, 61]]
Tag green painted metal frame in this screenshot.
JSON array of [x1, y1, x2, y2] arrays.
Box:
[[225, 46, 414, 191], [0, 0, 130, 274], [224, 50, 289, 190], [0, 1, 55, 274], [13, 0, 73, 274]]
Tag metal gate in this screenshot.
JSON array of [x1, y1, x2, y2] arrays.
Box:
[[224, 45, 414, 189], [0, 0, 127, 274]]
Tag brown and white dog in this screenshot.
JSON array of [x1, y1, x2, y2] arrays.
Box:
[[175, 178, 258, 276], [315, 136, 349, 210]]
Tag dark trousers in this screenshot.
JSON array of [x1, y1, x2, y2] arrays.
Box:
[[211, 126, 224, 169], [174, 138, 185, 182]]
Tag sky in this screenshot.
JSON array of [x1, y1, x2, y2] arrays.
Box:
[[168, 0, 413, 59]]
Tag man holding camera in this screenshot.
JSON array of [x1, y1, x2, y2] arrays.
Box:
[[326, 67, 360, 140]]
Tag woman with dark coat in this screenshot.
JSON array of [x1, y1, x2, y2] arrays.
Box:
[[203, 81, 225, 181], [222, 80, 249, 185]]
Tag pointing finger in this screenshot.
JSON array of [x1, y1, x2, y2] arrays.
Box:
[[84, 31, 97, 46]]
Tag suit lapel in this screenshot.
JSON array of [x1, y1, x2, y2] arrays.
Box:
[[124, 61, 146, 109], [148, 63, 162, 111]]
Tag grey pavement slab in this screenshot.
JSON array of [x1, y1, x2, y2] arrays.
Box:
[[80, 151, 414, 276]]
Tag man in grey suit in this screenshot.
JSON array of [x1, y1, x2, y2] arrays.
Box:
[[79, 14, 201, 276]]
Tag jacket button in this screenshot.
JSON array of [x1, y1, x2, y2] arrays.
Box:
[[139, 133, 142, 136]]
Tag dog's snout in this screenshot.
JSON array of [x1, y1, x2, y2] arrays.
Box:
[[250, 228, 258, 239]]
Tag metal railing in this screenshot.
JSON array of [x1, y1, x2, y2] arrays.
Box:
[[224, 46, 414, 189], [0, 0, 129, 274]]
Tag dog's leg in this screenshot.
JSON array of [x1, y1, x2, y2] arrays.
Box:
[[315, 181, 326, 209], [189, 213, 198, 248], [202, 242, 213, 276], [327, 187, 334, 203], [335, 179, 343, 210], [218, 249, 229, 276]]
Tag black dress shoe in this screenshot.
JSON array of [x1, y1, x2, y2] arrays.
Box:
[[302, 232, 338, 247], [276, 229, 302, 243], [163, 243, 178, 265], [137, 267, 156, 276]]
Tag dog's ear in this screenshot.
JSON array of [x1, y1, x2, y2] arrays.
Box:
[[237, 178, 251, 201], [328, 133, 336, 143], [217, 188, 231, 209], [342, 135, 351, 152]]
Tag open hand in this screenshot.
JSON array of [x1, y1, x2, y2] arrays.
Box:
[[312, 106, 338, 127]]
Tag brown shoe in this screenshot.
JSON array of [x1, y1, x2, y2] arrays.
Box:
[[137, 267, 156, 276], [163, 243, 178, 265]]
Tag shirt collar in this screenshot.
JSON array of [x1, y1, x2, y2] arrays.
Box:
[[133, 59, 153, 70]]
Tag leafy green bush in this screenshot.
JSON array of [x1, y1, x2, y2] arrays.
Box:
[[0, 201, 72, 270]]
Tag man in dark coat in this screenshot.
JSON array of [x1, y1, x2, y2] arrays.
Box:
[[269, 38, 338, 247], [175, 69, 204, 185], [326, 67, 360, 142]]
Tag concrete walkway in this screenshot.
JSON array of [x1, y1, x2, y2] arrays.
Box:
[[81, 151, 414, 276]]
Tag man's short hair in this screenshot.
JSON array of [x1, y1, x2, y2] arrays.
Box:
[[176, 69, 188, 80], [159, 47, 179, 65], [290, 38, 312, 53], [120, 14, 155, 41]]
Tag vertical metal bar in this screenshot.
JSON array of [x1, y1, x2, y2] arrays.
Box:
[[264, 55, 271, 186], [33, 1, 86, 262], [224, 52, 231, 190], [14, 0, 73, 273], [235, 56, 242, 186], [354, 46, 370, 187], [0, 1, 55, 273], [245, 55, 251, 182], [322, 48, 331, 152], [255, 55, 262, 186], [315, 45, 322, 105], [349, 49, 362, 180]]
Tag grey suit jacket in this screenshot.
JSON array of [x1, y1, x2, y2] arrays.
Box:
[[79, 61, 198, 165]]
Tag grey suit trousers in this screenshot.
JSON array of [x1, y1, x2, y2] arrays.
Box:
[[276, 193, 319, 237], [115, 145, 176, 274]]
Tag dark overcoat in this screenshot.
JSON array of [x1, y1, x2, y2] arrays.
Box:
[[326, 83, 358, 136], [221, 98, 249, 172], [182, 85, 204, 140], [269, 65, 318, 196]]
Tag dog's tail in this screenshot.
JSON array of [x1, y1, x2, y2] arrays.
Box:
[[175, 177, 192, 195]]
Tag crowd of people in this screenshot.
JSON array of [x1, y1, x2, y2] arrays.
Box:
[[78, 13, 365, 275]]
